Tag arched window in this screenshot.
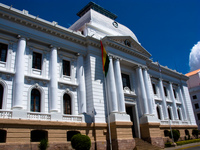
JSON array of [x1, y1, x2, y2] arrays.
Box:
[[0, 84, 3, 109], [168, 107, 172, 120], [177, 108, 181, 120], [63, 94, 71, 114], [156, 106, 161, 120], [31, 130, 48, 142], [31, 89, 41, 112]]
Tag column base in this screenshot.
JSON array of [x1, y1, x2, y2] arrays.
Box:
[[109, 113, 130, 123], [50, 109, 58, 113], [12, 106, 23, 110], [140, 114, 159, 124]]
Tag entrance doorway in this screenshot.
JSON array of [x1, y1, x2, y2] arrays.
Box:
[[126, 105, 140, 138]]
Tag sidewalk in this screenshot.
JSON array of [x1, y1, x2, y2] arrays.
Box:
[[164, 142, 200, 150]]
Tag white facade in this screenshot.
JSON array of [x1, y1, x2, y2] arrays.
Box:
[[186, 69, 200, 130], [0, 2, 196, 145]]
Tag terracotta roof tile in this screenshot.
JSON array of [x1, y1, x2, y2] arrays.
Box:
[[185, 69, 200, 77]]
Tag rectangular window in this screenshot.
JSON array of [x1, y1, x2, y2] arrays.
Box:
[[0, 43, 8, 62], [195, 103, 199, 109], [193, 95, 197, 100], [63, 60, 70, 76], [121, 73, 131, 89], [197, 113, 200, 120], [164, 86, 168, 97], [173, 89, 177, 99], [32, 52, 42, 70], [152, 83, 157, 94]]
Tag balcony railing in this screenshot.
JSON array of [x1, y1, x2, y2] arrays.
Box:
[[62, 115, 83, 122], [27, 112, 51, 120], [0, 110, 12, 118], [160, 120, 189, 125]]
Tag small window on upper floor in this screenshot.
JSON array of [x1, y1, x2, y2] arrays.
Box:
[[152, 83, 157, 94], [121, 73, 131, 90], [197, 113, 200, 120], [193, 95, 197, 100], [63, 60, 70, 76], [32, 52, 42, 70], [164, 86, 168, 97], [195, 103, 199, 109], [173, 89, 177, 99], [0, 43, 8, 62]]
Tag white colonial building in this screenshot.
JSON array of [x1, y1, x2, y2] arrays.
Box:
[[0, 2, 197, 150]]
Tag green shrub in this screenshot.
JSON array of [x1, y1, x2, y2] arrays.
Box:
[[169, 129, 180, 142], [192, 129, 199, 139], [176, 139, 200, 146], [38, 139, 48, 150], [71, 134, 91, 150], [165, 142, 172, 147]]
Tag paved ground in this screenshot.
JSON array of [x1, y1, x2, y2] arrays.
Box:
[[164, 142, 200, 150]]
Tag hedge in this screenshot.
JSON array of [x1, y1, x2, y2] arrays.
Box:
[[176, 139, 200, 146]]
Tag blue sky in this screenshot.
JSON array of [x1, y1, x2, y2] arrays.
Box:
[[1, 0, 200, 74]]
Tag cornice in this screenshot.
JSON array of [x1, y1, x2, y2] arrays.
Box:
[[102, 37, 150, 61], [148, 61, 188, 81], [0, 3, 87, 46]]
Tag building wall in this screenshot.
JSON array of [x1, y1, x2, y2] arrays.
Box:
[[0, 3, 198, 150]]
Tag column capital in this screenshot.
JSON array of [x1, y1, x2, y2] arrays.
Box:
[[17, 35, 29, 40], [49, 45, 60, 50], [113, 56, 122, 61], [159, 78, 163, 81], [169, 81, 173, 85]]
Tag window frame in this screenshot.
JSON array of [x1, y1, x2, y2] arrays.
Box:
[[62, 59, 71, 76], [173, 89, 177, 99], [156, 105, 161, 120], [0, 84, 3, 109], [121, 73, 131, 90], [194, 103, 199, 109], [0, 43, 8, 62], [63, 93, 71, 115], [31, 89, 41, 112], [32, 52, 42, 70], [197, 113, 200, 120], [168, 107, 172, 120], [152, 83, 157, 95], [193, 95, 197, 100], [164, 86, 168, 97]]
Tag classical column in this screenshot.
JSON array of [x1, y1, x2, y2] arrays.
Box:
[[143, 68, 153, 114], [169, 82, 178, 120], [178, 86, 187, 120], [50, 46, 58, 112], [106, 56, 118, 113], [13, 37, 26, 110], [158, 78, 168, 119], [77, 54, 86, 114], [137, 66, 148, 115], [113, 58, 126, 113]]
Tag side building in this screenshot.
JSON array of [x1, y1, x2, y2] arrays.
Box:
[[186, 69, 200, 130], [0, 2, 197, 150]]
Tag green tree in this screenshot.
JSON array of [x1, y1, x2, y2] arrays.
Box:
[[169, 130, 180, 142]]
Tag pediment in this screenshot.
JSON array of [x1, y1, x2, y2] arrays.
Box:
[[106, 36, 151, 58]]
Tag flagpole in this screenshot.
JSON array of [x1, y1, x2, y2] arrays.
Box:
[[104, 75, 112, 150], [101, 39, 112, 150]]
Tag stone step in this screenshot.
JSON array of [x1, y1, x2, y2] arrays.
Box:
[[134, 138, 162, 150]]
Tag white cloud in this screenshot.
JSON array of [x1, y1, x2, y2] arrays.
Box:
[[189, 41, 200, 71]]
